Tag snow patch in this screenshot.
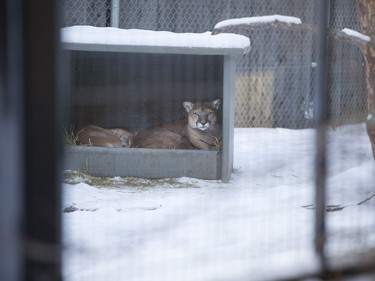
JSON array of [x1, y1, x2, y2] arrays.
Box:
[[63, 124, 375, 281], [342, 28, 371, 42], [214, 15, 302, 30]]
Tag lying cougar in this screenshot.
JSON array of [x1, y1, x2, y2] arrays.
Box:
[[131, 99, 222, 150], [76, 125, 136, 148]]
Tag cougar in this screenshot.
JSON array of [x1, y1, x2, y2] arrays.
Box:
[[75, 125, 136, 148], [132, 99, 222, 150]]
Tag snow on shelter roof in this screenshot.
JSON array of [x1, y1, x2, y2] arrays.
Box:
[[61, 26, 251, 56]]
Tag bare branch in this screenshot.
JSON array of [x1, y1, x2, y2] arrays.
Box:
[[329, 29, 368, 51], [212, 21, 312, 35], [357, 193, 375, 205]]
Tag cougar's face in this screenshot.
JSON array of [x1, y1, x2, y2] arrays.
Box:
[[192, 108, 214, 130], [183, 99, 221, 131]]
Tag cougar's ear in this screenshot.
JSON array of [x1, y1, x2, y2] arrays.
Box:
[[212, 99, 221, 110], [183, 101, 193, 112]]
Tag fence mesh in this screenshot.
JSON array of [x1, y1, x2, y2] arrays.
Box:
[[328, 0, 367, 127], [62, 0, 111, 27], [62, 0, 374, 279], [325, 0, 372, 264], [62, 0, 367, 129]]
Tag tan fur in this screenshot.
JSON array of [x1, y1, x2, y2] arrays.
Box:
[[131, 119, 194, 149], [76, 125, 136, 148], [132, 99, 222, 150]]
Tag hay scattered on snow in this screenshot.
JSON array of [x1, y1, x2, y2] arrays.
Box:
[[63, 170, 198, 189]]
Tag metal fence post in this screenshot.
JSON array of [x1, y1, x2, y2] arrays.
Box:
[[314, 0, 330, 272], [111, 0, 120, 28]]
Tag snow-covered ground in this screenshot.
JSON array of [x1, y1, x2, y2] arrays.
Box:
[[62, 123, 375, 281]]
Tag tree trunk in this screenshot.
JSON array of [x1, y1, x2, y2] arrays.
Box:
[[356, 0, 375, 159]]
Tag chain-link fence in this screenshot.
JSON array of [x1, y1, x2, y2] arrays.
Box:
[[61, 0, 374, 279], [62, 0, 367, 129], [62, 0, 111, 27], [328, 0, 367, 127]]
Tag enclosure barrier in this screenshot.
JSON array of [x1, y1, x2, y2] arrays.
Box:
[[60, 0, 375, 278], [62, 0, 367, 129], [1, 0, 374, 281]]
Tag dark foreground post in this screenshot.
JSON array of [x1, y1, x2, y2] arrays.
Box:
[[314, 0, 329, 272], [1, 0, 67, 280]]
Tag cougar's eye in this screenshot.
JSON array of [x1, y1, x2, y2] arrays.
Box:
[[194, 112, 199, 116]]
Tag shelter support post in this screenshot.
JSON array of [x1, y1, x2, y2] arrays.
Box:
[[222, 55, 236, 182]]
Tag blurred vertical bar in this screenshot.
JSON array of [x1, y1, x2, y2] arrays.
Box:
[[0, 0, 25, 280], [314, 0, 329, 272], [111, 0, 120, 27], [22, 0, 67, 280]]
